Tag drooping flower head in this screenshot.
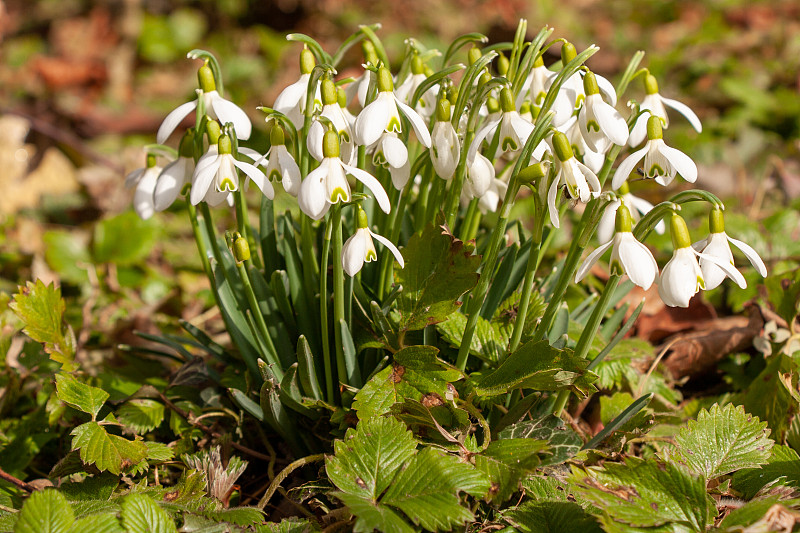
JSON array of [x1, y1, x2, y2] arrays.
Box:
[[260, 123, 301, 196], [154, 130, 196, 212], [125, 152, 162, 220], [353, 66, 431, 149], [612, 115, 697, 190], [395, 54, 437, 119], [526, 55, 573, 128], [694, 206, 767, 290], [628, 73, 702, 147], [157, 61, 251, 144], [298, 130, 390, 220], [576, 204, 658, 289], [596, 181, 665, 243], [577, 71, 628, 153], [547, 131, 601, 228], [308, 78, 355, 165], [431, 99, 460, 180], [341, 207, 404, 277], [274, 48, 321, 130]]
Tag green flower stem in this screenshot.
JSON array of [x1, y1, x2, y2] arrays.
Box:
[[455, 178, 521, 371], [552, 272, 622, 416], [331, 204, 348, 386], [377, 182, 411, 299], [237, 261, 283, 381], [320, 214, 334, 403], [413, 166, 434, 224], [426, 175, 447, 227], [459, 198, 480, 241], [444, 129, 476, 229], [508, 213, 545, 352], [187, 201, 214, 285]]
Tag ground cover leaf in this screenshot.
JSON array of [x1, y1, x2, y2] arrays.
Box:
[[93, 211, 158, 266], [731, 444, 800, 498], [120, 494, 176, 533], [70, 421, 148, 475], [504, 500, 603, 533], [116, 399, 165, 434], [570, 457, 714, 530], [13, 489, 74, 533], [734, 353, 799, 443], [497, 415, 581, 466], [666, 403, 773, 479], [393, 224, 480, 332], [473, 439, 548, 502], [68, 513, 124, 533], [436, 312, 508, 364], [55, 373, 109, 420]]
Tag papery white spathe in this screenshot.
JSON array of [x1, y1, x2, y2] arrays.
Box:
[[575, 230, 659, 290], [693, 232, 767, 290], [431, 120, 460, 180], [191, 147, 273, 205], [629, 74, 702, 147], [342, 227, 405, 277], [658, 246, 746, 307], [297, 156, 390, 220], [371, 132, 410, 190], [596, 194, 665, 244], [154, 156, 194, 212], [125, 161, 162, 220], [353, 78, 432, 149], [611, 116, 697, 190]]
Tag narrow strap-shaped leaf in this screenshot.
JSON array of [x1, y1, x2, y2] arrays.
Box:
[[260, 381, 306, 455], [279, 364, 320, 420], [134, 331, 194, 362], [480, 243, 519, 320], [296, 336, 322, 401], [179, 319, 234, 363], [548, 304, 569, 347], [331, 23, 382, 67], [270, 270, 298, 335], [260, 195, 280, 275], [599, 302, 629, 340], [339, 319, 363, 387], [582, 393, 652, 450], [229, 388, 264, 421], [499, 237, 532, 305], [587, 300, 644, 371], [571, 293, 599, 326]]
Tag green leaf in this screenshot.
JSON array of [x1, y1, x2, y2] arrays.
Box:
[[765, 268, 800, 326], [382, 448, 489, 530], [10, 280, 76, 369], [14, 489, 74, 533], [70, 421, 148, 475], [68, 513, 124, 533], [731, 445, 800, 499], [120, 494, 176, 533], [473, 439, 547, 502], [718, 496, 800, 531], [144, 441, 175, 462], [472, 340, 597, 397], [394, 224, 480, 332], [352, 346, 462, 419], [93, 211, 158, 266], [504, 501, 603, 533], [55, 373, 109, 419], [436, 312, 509, 364], [326, 416, 417, 500], [59, 472, 118, 501], [667, 403, 773, 479], [258, 517, 321, 532], [43, 230, 91, 284], [497, 415, 581, 466], [116, 399, 165, 433], [734, 353, 799, 443], [334, 493, 414, 533], [570, 458, 714, 530]]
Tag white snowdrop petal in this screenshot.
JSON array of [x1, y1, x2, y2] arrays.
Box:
[[342, 231, 368, 276], [727, 235, 767, 277], [575, 240, 613, 282], [211, 97, 252, 140], [395, 97, 432, 148], [661, 97, 702, 133], [191, 159, 221, 205], [342, 162, 391, 214], [157, 100, 198, 144], [657, 143, 697, 183], [696, 249, 747, 289], [371, 231, 405, 268], [611, 146, 648, 190]]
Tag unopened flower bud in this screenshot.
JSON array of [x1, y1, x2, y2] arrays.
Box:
[[337, 87, 348, 108], [478, 70, 492, 88], [233, 233, 250, 263], [486, 96, 500, 114], [561, 41, 577, 64], [321, 78, 337, 105], [497, 53, 509, 76], [468, 46, 482, 65]]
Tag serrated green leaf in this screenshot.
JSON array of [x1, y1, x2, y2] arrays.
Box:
[[473, 439, 547, 503], [335, 493, 414, 533], [497, 415, 581, 466], [257, 516, 321, 532], [68, 513, 124, 533], [14, 489, 74, 533], [667, 403, 773, 479], [472, 340, 597, 397], [144, 441, 175, 462], [382, 448, 486, 530], [326, 416, 417, 501], [718, 496, 800, 531], [116, 399, 165, 434], [731, 445, 800, 499], [10, 280, 76, 369], [93, 211, 158, 266], [436, 312, 509, 364], [120, 494, 176, 533], [734, 353, 799, 443], [394, 224, 480, 332], [200, 507, 265, 526], [352, 346, 462, 419], [55, 374, 109, 420], [59, 472, 118, 501], [70, 421, 148, 475], [504, 500, 603, 533], [570, 458, 714, 530]]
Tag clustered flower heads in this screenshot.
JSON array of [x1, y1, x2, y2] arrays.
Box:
[[129, 30, 767, 309]]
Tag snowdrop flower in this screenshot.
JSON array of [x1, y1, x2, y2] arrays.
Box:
[[125, 153, 162, 220], [371, 132, 410, 190], [190, 134, 273, 205], [157, 62, 251, 144], [307, 79, 355, 165], [274, 48, 321, 130], [629, 74, 702, 147], [345, 39, 380, 109], [547, 132, 601, 228], [559, 42, 616, 112], [430, 99, 460, 180], [353, 67, 431, 149], [693, 207, 767, 290], [525, 56, 573, 128], [466, 152, 495, 198], [612, 115, 697, 190], [468, 87, 546, 163], [154, 131, 195, 212], [578, 71, 628, 153], [259, 124, 301, 196], [596, 181, 665, 243], [476, 178, 508, 213], [342, 208, 404, 277], [395, 55, 437, 119], [338, 87, 357, 129], [298, 130, 390, 220], [659, 214, 745, 308], [563, 117, 605, 174], [576, 204, 658, 289]]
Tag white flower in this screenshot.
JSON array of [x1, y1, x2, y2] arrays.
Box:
[[525, 57, 572, 128], [576, 205, 658, 289], [154, 156, 193, 212], [157, 63, 251, 144], [596, 184, 665, 243], [345, 69, 374, 110], [273, 49, 321, 129], [371, 132, 410, 190], [476, 178, 508, 213], [692, 208, 767, 290], [466, 153, 495, 198], [563, 117, 604, 174], [611, 115, 697, 190], [431, 117, 460, 180], [190, 134, 273, 205], [298, 131, 390, 220], [578, 72, 628, 153], [307, 79, 355, 165], [395, 55, 437, 118], [125, 154, 162, 220], [658, 214, 746, 307], [353, 67, 431, 149], [629, 73, 702, 147], [342, 209, 404, 276], [255, 124, 301, 196], [547, 132, 601, 228]]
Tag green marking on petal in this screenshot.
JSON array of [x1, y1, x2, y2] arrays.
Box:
[[566, 182, 578, 198], [697, 276, 705, 290], [387, 116, 402, 134], [220, 177, 236, 192], [181, 183, 192, 196], [339, 131, 350, 143], [535, 92, 546, 106], [587, 120, 600, 133], [610, 259, 623, 275], [574, 94, 585, 109], [501, 137, 518, 152], [647, 163, 665, 177], [330, 187, 349, 203], [365, 250, 378, 262], [373, 152, 387, 166], [268, 169, 282, 182]]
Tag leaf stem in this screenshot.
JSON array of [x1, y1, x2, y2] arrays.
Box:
[[331, 204, 348, 386], [257, 454, 325, 510]]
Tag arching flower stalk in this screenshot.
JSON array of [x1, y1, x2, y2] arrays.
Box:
[[273, 48, 321, 130], [628, 73, 702, 147]]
